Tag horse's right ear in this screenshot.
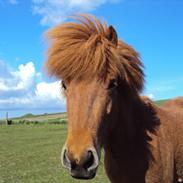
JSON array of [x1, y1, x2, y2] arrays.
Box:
[[106, 26, 118, 46]]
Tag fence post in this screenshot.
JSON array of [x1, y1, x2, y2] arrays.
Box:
[[6, 112, 12, 125]]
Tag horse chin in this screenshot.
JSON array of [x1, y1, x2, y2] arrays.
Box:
[[70, 168, 97, 180]]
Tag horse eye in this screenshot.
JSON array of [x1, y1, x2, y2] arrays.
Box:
[[108, 79, 118, 90], [62, 81, 67, 90]]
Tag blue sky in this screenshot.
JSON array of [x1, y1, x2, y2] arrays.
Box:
[[0, 0, 183, 118]]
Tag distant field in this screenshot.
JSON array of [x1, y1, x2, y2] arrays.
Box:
[[154, 99, 168, 106], [0, 112, 67, 125], [0, 125, 109, 183], [13, 112, 67, 122], [0, 99, 168, 125], [13, 100, 169, 121]]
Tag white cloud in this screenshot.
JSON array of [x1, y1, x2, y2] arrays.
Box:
[[12, 62, 36, 90], [0, 61, 65, 110], [32, 0, 120, 26], [147, 93, 155, 100], [0, 62, 36, 92], [35, 81, 65, 102]]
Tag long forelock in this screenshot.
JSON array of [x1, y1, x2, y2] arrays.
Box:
[[45, 14, 144, 92]]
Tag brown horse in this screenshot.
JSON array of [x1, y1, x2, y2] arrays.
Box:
[[45, 14, 183, 183]]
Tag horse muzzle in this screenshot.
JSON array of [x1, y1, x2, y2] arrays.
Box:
[[61, 147, 100, 179]]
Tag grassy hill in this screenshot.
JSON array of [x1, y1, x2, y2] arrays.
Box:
[[0, 112, 67, 125], [14, 112, 67, 122], [14, 99, 168, 121], [0, 99, 169, 125], [154, 99, 169, 106]]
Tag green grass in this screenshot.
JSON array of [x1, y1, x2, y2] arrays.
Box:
[[0, 125, 109, 183], [154, 99, 168, 106]]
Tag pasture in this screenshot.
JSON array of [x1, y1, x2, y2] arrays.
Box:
[[0, 124, 109, 183], [0, 100, 167, 183]]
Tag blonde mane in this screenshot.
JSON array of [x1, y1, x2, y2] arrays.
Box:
[[45, 14, 144, 92]]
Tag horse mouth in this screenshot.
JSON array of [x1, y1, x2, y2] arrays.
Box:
[[70, 168, 96, 180]]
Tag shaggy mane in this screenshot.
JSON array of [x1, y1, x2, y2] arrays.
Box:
[[45, 14, 144, 92]]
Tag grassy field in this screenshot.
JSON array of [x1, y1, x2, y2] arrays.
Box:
[[0, 99, 169, 183], [0, 124, 109, 183]]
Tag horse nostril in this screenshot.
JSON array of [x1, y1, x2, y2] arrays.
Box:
[[83, 150, 94, 170], [61, 149, 71, 170], [70, 159, 77, 170]]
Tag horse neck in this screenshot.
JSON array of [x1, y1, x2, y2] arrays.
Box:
[[103, 93, 158, 155], [102, 93, 160, 182]]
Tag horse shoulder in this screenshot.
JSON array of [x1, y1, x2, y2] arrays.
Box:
[[146, 105, 183, 183]]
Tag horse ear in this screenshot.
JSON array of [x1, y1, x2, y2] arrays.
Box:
[[106, 26, 118, 46]]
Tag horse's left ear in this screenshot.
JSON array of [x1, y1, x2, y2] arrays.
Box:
[[106, 26, 118, 46]]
